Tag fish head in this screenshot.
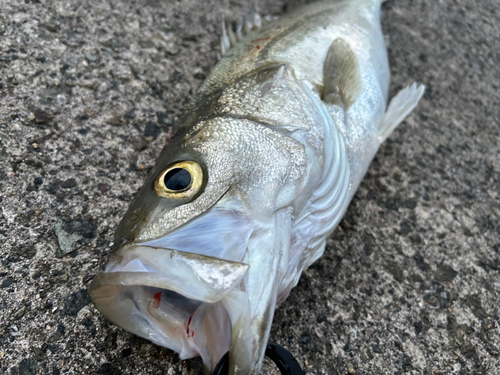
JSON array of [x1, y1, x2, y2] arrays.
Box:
[[89, 112, 307, 374]]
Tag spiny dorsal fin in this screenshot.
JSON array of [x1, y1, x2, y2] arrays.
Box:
[[220, 12, 277, 57], [378, 83, 425, 142], [323, 38, 361, 110]]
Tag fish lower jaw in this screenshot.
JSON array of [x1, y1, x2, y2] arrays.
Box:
[[90, 278, 229, 366], [89, 244, 250, 372]]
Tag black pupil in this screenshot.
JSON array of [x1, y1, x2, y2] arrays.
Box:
[[164, 168, 192, 191]]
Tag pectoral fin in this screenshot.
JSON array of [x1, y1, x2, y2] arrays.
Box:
[[323, 38, 361, 109], [377, 83, 425, 142]]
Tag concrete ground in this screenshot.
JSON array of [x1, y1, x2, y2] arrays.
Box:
[[0, 0, 499, 374]]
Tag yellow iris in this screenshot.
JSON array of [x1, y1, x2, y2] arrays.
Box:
[[154, 161, 203, 199]]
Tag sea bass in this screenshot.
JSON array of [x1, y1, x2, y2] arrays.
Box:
[[89, 0, 424, 374]]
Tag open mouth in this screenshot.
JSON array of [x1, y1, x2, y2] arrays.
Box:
[[90, 207, 293, 374], [89, 244, 249, 370]]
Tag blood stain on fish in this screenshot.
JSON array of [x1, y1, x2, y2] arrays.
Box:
[[152, 292, 162, 309], [186, 316, 193, 337]]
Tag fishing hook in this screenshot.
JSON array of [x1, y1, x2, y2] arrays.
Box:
[[212, 342, 305, 375]]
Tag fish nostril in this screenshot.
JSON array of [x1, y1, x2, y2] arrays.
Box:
[[117, 237, 128, 248]]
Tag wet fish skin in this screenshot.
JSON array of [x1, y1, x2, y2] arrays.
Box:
[[89, 1, 424, 374]]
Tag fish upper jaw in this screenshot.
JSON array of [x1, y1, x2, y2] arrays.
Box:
[[94, 245, 250, 302]]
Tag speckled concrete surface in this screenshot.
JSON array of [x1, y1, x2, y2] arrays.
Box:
[[1, 0, 499, 374]]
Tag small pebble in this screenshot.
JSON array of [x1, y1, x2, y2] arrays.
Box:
[[61, 178, 76, 188], [33, 109, 54, 123], [85, 53, 98, 62], [97, 183, 110, 193], [1, 279, 14, 288], [56, 94, 67, 105]]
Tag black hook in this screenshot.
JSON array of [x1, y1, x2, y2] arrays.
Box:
[[212, 342, 305, 375]]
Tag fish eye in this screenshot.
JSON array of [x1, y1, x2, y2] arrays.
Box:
[[154, 161, 203, 199]]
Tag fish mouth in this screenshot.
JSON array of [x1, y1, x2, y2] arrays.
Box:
[[89, 244, 249, 372], [90, 207, 293, 375]]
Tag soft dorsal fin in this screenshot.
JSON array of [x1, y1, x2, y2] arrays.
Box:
[[323, 38, 361, 109], [378, 83, 425, 142]]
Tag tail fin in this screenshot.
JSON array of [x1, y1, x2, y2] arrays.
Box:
[[377, 83, 425, 142]]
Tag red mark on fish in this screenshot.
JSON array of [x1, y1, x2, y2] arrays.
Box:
[[152, 292, 162, 309], [165, 129, 174, 146], [256, 45, 261, 50], [186, 316, 193, 338]]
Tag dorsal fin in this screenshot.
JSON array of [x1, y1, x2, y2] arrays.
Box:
[[220, 13, 277, 56], [322, 38, 361, 110]]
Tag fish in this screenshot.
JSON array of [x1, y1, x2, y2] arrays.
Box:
[[89, 0, 425, 374]]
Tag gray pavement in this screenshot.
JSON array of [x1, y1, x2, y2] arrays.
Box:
[[0, 0, 499, 374]]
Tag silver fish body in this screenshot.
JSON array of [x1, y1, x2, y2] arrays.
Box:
[[89, 1, 424, 374]]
